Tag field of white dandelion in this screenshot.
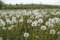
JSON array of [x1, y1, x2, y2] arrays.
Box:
[[0, 9, 60, 40]]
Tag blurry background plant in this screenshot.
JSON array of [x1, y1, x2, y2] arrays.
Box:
[[0, 0, 4, 9], [56, 34, 60, 40]]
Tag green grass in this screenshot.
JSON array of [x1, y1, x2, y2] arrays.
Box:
[[0, 9, 60, 40]]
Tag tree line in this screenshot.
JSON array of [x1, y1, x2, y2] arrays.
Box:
[[0, 0, 60, 9]]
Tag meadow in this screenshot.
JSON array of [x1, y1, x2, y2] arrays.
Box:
[[0, 9, 60, 40]]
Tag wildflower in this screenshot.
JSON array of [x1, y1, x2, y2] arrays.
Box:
[[45, 15, 50, 17], [50, 29, 56, 35], [51, 11, 56, 15], [16, 15, 20, 18], [31, 20, 38, 27], [11, 19, 17, 24], [52, 17, 60, 23], [0, 37, 3, 40], [0, 19, 3, 25], [57, 31, 60, 35], [35, 15, 40, 19], [12, 16, 17, 23], [8, 27, 12, 30], [38, 19, 43, 23], [40, 25, 46, 30], [0, 19, 5, 26], [48, 18, 53, 23], [24, 32, 29, 37], [27, 19, 32, 23], [6, 18, 11, 24], [19, 18, 23, 22], [12, 16, 16, 19], [1, 22, 5, 26], [29, 15, 35, 19], [11, 25, 14, 28], [2, 27, 6, 30], [56, 11, 60, 15], [45, 21, 53, 28], [22, 10, 31, 16]]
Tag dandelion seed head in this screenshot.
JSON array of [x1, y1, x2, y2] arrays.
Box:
[[50, 29, 56, 35], [41, 25, 46, 30], [24, 32, 29, 37]]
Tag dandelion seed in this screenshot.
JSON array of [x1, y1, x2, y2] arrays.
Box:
[[53, 17, 60, 23], [11, 25, 14, 28], [11, 19, 17, 24], [31, 21, 38, 27], [2, 27, 6, 30], [0, 37, 3, 40], [35, 15, 40, 19], [56, 11, 60, 15], [57, 31, 60, 35], [38, 19, 43, 23], [24, 32, 29, 37], [12, 16, 16, 20], [19, 18, 23, 22], [27, 19, 32, 23], [8, 27, 12, 30], [50, 29, 56, 35], [30, 15, 35, 19], [41, 25, 46, 30], [1, 22, 5, 26], [45, 21, 53, 28], [6, 18, 11, 24], [0, 19, 5, 26]]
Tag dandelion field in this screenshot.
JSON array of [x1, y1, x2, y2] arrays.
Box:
[[0, 9, 60, 40]]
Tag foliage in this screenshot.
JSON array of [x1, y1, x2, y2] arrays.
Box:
[[0, 9, 60, 40], [0, 1, 60, 9], [0, 0, 4, 9]]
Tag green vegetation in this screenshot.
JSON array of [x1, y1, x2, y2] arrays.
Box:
[[0, 9, 60, 40], [0, 0, 4, 9], [0, 0, 60, 9], [0, 0, 60, 40]]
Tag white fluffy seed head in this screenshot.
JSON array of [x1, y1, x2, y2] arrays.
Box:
[[11, 19, 17, 23], [2, 27, 6, 30], [19, 19, 23, 22], [38, 19, 43, 23], [57, 31, 60, 35], [45, 21, 53, 28], [50, 29, 56, 35], [0, 19, 5, 26], [8, 27, 12, 30], [27, 19, 32, 23], [1, 22, 5, 26], [31, 21, 38, 27], [41, 25, 46, 30], [30, 15, 35, 19], [6, 18, 11, 24], [24, 32, 29, 37], [11, 25, 14, 28], [0, 37, 3, 40]]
